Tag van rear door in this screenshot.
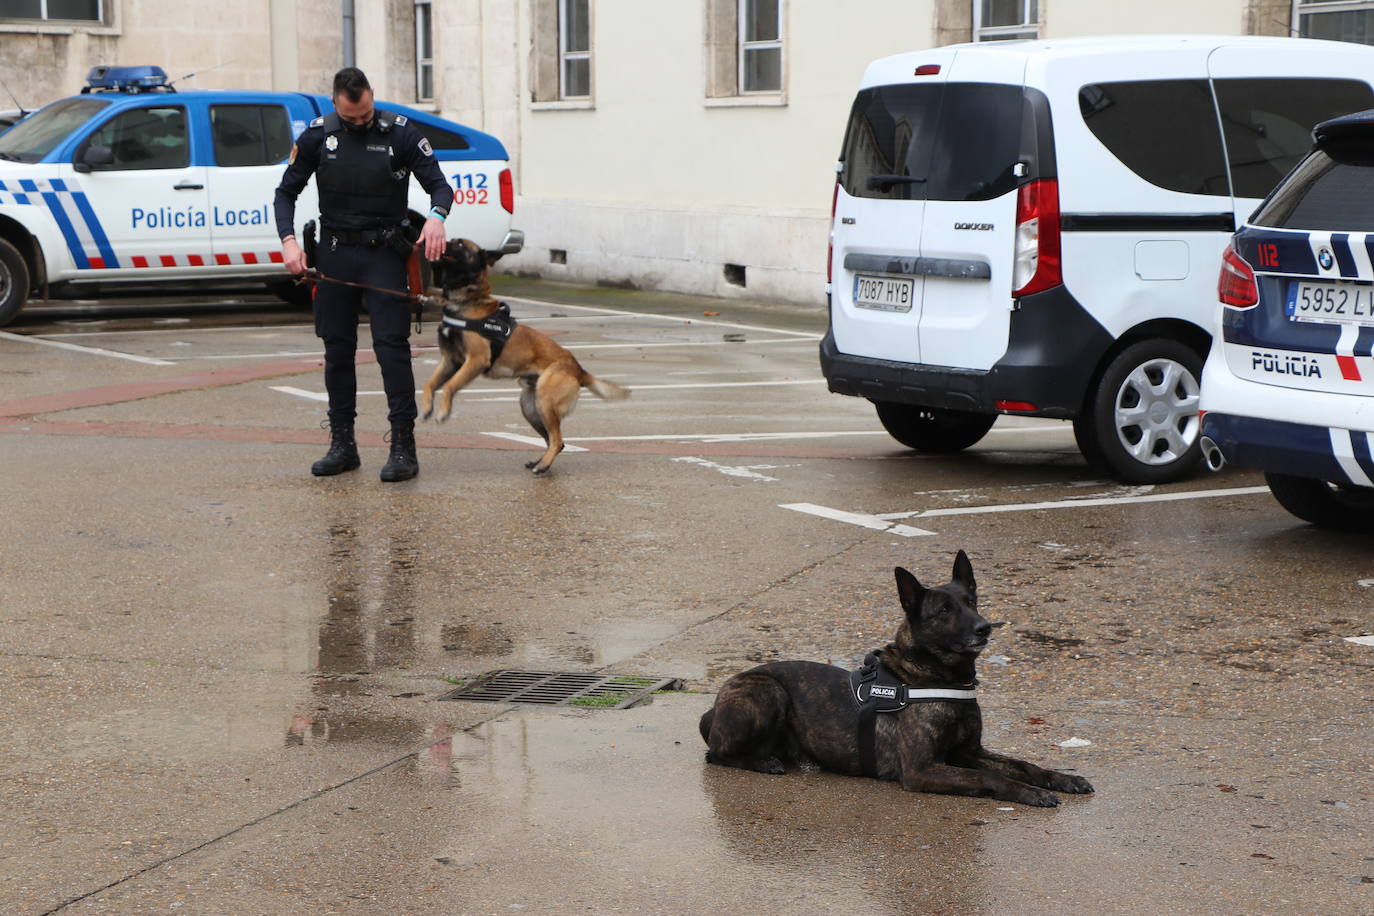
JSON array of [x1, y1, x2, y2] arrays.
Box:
[[830, 57, 953, 365]]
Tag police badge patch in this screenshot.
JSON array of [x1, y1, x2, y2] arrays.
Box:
[[418, 137, 434, 157], [325, 135, 339, 152]]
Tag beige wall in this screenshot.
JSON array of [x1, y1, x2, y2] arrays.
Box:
[[0, 0, 343, 107], [1044, 0, 1249, 37]]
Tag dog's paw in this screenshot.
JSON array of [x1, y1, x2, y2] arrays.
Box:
[[529, 463, 551, 475], [524, 459, 539, 469], [1015, 787, 1061, 807], [757, 757, 786, 775], [1054, 774, 1095, 795]]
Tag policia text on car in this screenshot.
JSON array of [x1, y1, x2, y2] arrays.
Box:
[[274, 67, 454, 481]]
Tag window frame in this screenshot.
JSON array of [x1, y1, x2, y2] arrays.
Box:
[[1292, 0, 1374, 43], [558, 0, 591, 100], [415, 0, 434, 103], [0, 0, 104, 24], [738, 0, 783, 95], [973, 0, 1039, 42], [209, 103, 293, 169]]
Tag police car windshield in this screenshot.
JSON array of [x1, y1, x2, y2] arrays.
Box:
[[0, 97, 109, 162]]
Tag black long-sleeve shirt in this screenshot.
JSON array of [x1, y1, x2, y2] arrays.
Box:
[[273, 111, 455, 239]]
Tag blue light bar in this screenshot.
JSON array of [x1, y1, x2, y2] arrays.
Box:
[[85, 65, 171, 92]]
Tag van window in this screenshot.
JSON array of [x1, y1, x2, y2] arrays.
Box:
[[1078, 80, 1228, 197], [1250, 145, 1374, 232], [840, 82, 1027, 202], [0, 97, 108, 163], [1213, 78, 1374, 199], [211, 104, 293, 167], [414, 120, 469, 151], [83, 106, 188, 171]]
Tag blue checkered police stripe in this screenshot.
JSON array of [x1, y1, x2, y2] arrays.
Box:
[[0, 177, 118, 269]]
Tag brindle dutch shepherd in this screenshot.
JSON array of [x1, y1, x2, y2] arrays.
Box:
[[699, 551, 1094, 807], [419, 239, 629, 474]]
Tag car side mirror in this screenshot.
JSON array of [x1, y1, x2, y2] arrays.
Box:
[[74, 144, 114, 173]]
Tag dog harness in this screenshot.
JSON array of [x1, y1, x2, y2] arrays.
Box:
[[440, 302, 516, 361], [850, 651, 978, 778]]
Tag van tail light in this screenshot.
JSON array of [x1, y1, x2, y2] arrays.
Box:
[[499, 168, 514, 214], [1012, 179, 1062, 298], [828, 179, 839, 285], [1218, 245, 1258, 308]]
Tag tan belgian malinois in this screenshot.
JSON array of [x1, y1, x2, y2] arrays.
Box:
[[419, 239, 629, 473]]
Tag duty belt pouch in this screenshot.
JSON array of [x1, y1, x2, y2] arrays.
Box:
[[302, 220, 318, 269], [385, 222, 419, 259]]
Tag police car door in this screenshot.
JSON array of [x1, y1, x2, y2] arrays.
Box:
[[205, 100, 304, 268], [61, 101, 211, 271]]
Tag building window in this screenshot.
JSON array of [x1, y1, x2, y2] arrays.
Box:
[[0, 0, 103, 22], [739, 0, 782, 93], [559, 0, 591, 99], [415, 0, 434, 102], [1295, 0, 1374, 44], [973, 0, 1038, 42]]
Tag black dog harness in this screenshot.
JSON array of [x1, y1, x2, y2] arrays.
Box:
[[850, 651, 978, 778], [440, 303, 517, 362]]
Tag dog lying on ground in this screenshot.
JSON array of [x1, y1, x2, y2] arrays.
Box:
[[699, 551, 1094, 807], [419, 239, 629, 474]]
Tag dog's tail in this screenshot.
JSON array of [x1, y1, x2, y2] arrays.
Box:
[[581, 372, 630, 401]]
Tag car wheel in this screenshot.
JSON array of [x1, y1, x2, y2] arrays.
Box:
[[874, 401, 997, 453], [0, 237, 31, 326], [1075, 338, 1203, 484], [1264, 473, 1374, 533]]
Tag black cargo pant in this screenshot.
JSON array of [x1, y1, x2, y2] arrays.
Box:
[[313, 233, 416, 426]]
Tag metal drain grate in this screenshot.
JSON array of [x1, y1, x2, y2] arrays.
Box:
[[440, 670, 681, 709]]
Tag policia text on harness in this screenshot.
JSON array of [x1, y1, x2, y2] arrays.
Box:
[[850, 651, 978, 778]]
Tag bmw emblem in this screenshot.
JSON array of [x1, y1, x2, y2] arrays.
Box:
[[1318, 247, 1335, 270]]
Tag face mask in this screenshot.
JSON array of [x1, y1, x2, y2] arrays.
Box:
[[342, 117, 371, 135]]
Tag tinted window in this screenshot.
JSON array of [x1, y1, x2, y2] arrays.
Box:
[[1251, 145, 1374, 232], [1214, 78, 1374, 199], [83, 106, 188, 170], [0, 97, 108, 163], [840, 82, 1028, 202], [414, 120, 469, 151], [211, 104, 292, 167], [1079, 80, 1228, 196]]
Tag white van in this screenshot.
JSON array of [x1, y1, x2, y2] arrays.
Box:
[[822, 35, 1374, 483]]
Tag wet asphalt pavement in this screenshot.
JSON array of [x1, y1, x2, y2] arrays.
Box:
[[2, 278, 1373, 914]]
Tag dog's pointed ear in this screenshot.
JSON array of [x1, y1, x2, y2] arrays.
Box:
[[895, 566, 927, 617], [953, 549, 976, 596]]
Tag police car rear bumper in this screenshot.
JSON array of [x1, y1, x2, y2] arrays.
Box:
[[820, 284, 1112, 419]]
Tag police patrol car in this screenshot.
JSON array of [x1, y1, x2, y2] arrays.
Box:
[[0, 65, 522, 325], [1199, 110, 1374, 532]]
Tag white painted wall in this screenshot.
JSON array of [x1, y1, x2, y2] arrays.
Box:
[[1044, 0, 1246, 38]]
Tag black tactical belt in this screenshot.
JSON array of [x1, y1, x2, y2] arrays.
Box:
[[850, 651, 978, 778], [440, 303, 517, 362]]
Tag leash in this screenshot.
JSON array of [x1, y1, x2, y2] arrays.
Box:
[[296, 248, 436, 333]]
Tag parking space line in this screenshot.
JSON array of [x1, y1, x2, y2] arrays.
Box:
[[504, 294, 824, 339], [482, 432, 589, 452], [0, 330, 176, 366], [271, 378, 826, 403], [782, 485, 1271, 535], [29, 324, 317, 338]]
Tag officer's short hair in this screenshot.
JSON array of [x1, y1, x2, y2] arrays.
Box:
[[332, 68, 372, 103]]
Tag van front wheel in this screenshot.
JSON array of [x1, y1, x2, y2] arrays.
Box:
[[874, 402, 996, 453], [1074, 338, 1203, 484], [0, 237, 31, 327]]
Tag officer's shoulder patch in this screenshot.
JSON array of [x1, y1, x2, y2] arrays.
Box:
[[394, 114, 408, 126], [418, 137, 434, 157], [309, 116, 324, 128]]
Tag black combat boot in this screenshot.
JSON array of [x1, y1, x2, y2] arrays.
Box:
[[311, 421, 361, 476], [379, 421, 419, 482]]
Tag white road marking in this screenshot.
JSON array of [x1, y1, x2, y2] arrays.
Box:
[[782, 485, 1271, 535], [482, 432, 588, 452], [270, 385, 328, 401], [673, 456, 783, 482], [503, 294, 824, 340], [273, 378, 825, 403], [30, 324, 317, 337], [0, 330, 176, 366], [1344, 635, 1374, 648], [779, 503, 937, 537]]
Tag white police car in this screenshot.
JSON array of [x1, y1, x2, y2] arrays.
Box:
[[0, 65, 522, 325], [1199, 110, 1374, 532]]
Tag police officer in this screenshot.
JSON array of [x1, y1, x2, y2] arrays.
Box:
[[275, 67, 454, 481]]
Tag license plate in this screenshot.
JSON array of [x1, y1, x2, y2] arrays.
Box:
[[852, 274, 914, 312], [1286, 280, 1374, 326]]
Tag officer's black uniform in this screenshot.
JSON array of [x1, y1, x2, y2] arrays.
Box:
[[274, 109, 454, 478]]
